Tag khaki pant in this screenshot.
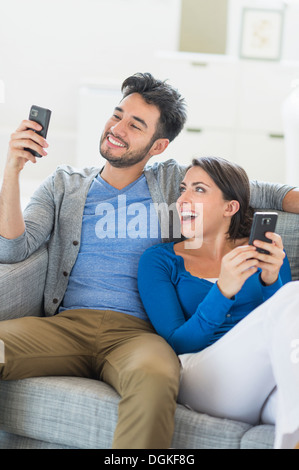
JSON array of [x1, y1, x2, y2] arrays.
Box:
[[0, 309, 181, 449]]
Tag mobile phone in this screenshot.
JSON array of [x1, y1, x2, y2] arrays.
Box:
[[26, 105, 52, 157], [249, 212, 278, 254]]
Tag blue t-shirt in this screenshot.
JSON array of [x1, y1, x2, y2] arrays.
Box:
[[138, 242, 292, 354], [60, 173, 162, 320]]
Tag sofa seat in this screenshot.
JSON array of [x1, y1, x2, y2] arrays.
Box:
[[0, 376, 274, 449]]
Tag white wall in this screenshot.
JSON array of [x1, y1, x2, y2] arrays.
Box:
[[0, 0, 181, 188]]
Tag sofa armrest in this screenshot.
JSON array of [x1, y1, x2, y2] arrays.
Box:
[[0, 244, 48, 321]]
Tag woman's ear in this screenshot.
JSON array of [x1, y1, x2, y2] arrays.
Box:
[[224, 200, 240, 218]]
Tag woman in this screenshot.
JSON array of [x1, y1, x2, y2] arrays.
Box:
[[138, 156, 299, 449]]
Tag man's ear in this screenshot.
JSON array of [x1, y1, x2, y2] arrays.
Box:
[[149, 138, 169, 157], [224, 200, 240, 218]]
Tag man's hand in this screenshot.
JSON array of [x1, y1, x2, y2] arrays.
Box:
[[0, 120, 49, 239], [252, 232, 285, 286], [217, 245, 259, 299], [6, 120, 48, 173]]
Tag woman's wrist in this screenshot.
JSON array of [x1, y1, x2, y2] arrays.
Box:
[[260, 273, 279, 286], [217, 281, 235, 300]]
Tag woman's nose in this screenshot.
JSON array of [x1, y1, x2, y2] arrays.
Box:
[[177, 190, 190, 204]]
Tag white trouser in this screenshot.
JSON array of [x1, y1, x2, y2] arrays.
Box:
[[178, 281, 299, 449]]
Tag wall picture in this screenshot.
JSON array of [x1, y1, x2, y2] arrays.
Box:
[[240, 8, 284, 61]]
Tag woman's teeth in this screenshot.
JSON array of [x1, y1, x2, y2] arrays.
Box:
[[181, 211, 197, 221]]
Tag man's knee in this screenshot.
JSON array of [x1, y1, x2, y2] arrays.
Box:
[[123, 355, 181, 405]]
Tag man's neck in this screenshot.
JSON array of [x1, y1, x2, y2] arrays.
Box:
[[100, 163, 145, 190]]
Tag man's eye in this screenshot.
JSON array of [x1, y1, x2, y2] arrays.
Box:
[[179, 186, 185, 193], [113, 114, 121, 119], [131, 124, 141, 130]]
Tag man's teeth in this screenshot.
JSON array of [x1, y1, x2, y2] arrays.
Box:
[[108, 136, 125, 147]]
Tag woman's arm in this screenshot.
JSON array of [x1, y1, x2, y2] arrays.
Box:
[[138, 246, 234, 355]]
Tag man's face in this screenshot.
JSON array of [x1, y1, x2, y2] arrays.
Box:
[[99, 93, 162, 168]]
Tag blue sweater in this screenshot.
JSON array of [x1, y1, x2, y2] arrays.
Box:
[[138, 242, 292, 355]]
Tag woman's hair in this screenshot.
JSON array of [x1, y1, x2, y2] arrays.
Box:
[[189, 156, 253, 240], [121, 72, 187, 142]]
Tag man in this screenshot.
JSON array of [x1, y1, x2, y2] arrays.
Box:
[[0, 73, 298, 449]]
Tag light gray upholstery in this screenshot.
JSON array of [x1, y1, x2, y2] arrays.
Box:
[[0, 209, 298, 449], [270, 209, 299, 280], [0, 244, 48, 320]]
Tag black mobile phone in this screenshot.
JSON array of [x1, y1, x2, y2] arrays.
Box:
[[249, 212, 278, 254], [26, 105, 52, 157]]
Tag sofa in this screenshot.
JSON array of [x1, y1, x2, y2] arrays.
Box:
[[0, 208, 298, 449]]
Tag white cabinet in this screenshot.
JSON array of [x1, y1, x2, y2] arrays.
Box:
[[175, 61, 238, 129], [234, 132, 286, 183], [156, 52, 299, 183], [156, 127, 235, 166], [237, 62, 299, 134], [0, 79, 4, 103]]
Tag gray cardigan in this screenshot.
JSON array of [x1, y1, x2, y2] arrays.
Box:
[[0, 159, 293, 316]]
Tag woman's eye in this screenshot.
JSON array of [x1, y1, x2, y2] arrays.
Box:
[[195, 187, 204, 193]]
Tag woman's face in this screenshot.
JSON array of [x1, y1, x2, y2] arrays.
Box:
[[176, 166, 230, 241]]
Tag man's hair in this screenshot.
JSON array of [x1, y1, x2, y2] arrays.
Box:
[[121, 72, 187, 142], [190, 156, 254, 240]]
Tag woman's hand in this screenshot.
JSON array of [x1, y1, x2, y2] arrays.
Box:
[[217, 245, 259, 299], [253, 232, 285, 286]]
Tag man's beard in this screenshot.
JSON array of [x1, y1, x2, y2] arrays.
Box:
[[99, 132, 155, 168]]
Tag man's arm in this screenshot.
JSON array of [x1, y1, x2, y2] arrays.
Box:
[[282, 188, 299, 213], [249, 180, 298, 213], [0, 167, 25, 239], [0, 120, 48, 239]]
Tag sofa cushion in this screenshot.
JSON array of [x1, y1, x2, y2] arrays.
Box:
[[240, 425, 274, 449], [0, 377, 117, 449], [172, 406, 252, 449], [0, 376, 256, 449], [0, 430, 76, 449]]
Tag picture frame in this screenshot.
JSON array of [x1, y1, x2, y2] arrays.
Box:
[[240, 8, 284, 61]]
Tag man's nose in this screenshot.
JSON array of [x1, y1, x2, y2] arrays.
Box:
[[111, 120, 127, 137]]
